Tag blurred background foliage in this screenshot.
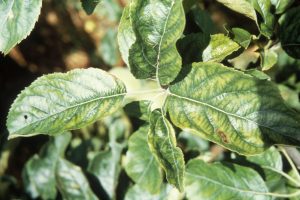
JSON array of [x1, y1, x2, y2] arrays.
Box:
[[1, 0, 300, 199]]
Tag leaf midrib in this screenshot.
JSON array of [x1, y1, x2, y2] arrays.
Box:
[[168, 92, 285, 135], [11, 93, 126, 133]]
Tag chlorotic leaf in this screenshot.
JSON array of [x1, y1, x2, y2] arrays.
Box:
[[81, 0, 101, 15], [128, 0, 185, 85], [118, 6, 136, 67], [261, 49, 278, 71], [22, 133, 71, 199], [279, 6, 300, 59], [6, 68, 126, 138], [148, 109, 185, 191], [166, 62, 300, 155], [216, 0, 257, 21], [185, 159, 271, 200], [88, 146, 122, 199], [125, 125, 163, 193], [56, 158, 97, 200], [202, 34, 240, 63], [0, 0, 42, 54]]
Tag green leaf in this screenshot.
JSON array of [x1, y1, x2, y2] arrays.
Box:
[[251, 0, 275, 39], [178, 130, 209, 152], [230, 28, 252, 49], [128, 0, 185, 85], [88, 146, 122, 199], [185, 159, 271, 200], [279, 6, 300, 59], [81, 0, 101, 15], [190, 7, 216, 36], [118, 6, 136, 67], [148, 109, 185, 191], [56, 158, 97, 200], [216, 0, 257, 21], [286, 170, 300, 200], [6, 68, 126, 138], [0, 0, 42, 54], [125, 184, 171, 200], [271, 0, 294, 14], [177, 33, 209, 65], [261, 49, 278, 71], [166, 62, 300, 155], [100, 28, 120, 66], [124, 101, 151, 121], [22, 133, 71, 199], [246, 147, 285, 192], [279, 85, 300, 111], [125, 125, 163, 193], [202, 34, 241, 62]]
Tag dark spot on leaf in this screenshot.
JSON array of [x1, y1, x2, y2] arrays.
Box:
[[24, 115, 28, 120], [216, 129, 228, 143]]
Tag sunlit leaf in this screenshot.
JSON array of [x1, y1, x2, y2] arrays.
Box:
[[0, 0, 42, 54], [261, 49, 278, 71], [22, 133, 71, 199], [128, 0, 185, 85], [88, 146, 123, 199], [56, 158, 97, 200], [185, 159, 271, 200], [125, 184, 171, 200], [166, 62, 300, 155], [125, 125, 163, 193], [216, 0, 257, 21], [148, 109, 185, 191], [202, 34, 240, 63], [7, 68, 126, 138], [118, 6, 136, 67], [246, 147, 285, 192]]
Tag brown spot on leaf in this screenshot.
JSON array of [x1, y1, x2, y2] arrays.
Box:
[[216, 129, 228, 143]]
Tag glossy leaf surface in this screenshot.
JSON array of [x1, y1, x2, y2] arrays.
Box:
[[0, 0, 42, 54], [56, 158, 97, 200], [128, 0, 185, 85], [216, 0, 257, 21], [185, 159, 271, 200], [148, 110, 185, 191], [202, 34, 240, 62], [22, 133, 71, 199], [125, 125, 163, 193], [7, 68, 126, 138], [166, 62, 300, 155]]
